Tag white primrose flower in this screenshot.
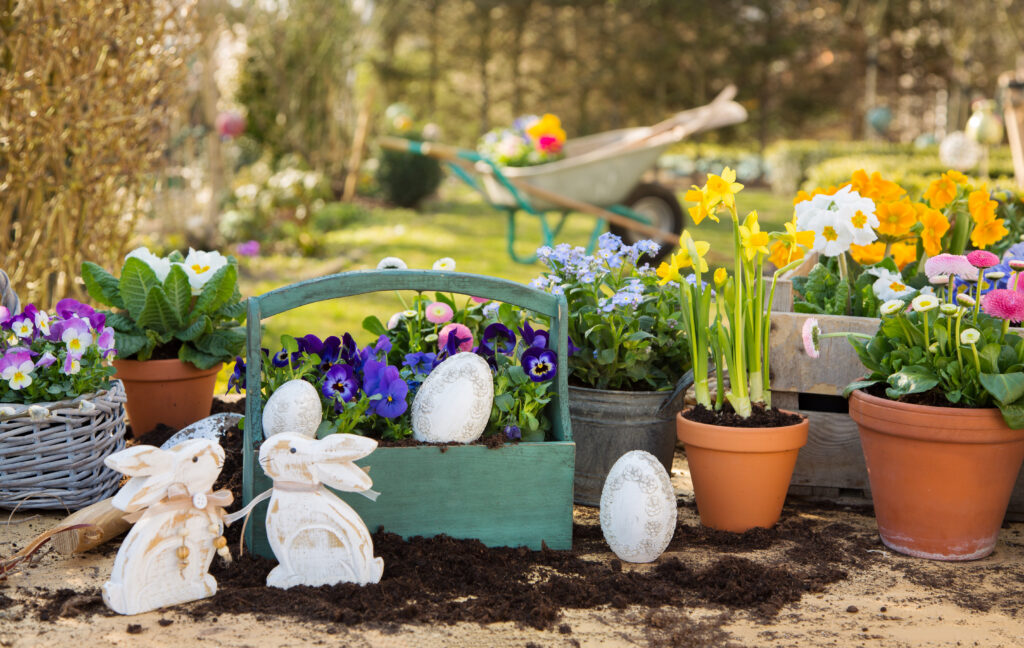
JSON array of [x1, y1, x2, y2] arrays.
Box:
[[879, 299, 906, 316], [181, 248, 229, 296], [911, 294, 941, 312], [432, 257, 456, 271], [125, 246, 173, 281], [795, 186, 878, 256], [872, 270, 915, 301], [960, 328, 981, 345]]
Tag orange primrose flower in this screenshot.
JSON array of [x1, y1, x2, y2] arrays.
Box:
[[968, 186, 998, 224], [971, 217, 1009, 249], [875, 198, 917, 237], [914, 202, 950, 257], [890, 241, 918, 270], [924, 174, 958, 210], [849, 242, 886, 266]]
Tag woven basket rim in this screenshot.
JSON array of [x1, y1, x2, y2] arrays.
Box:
[[0, 378, 124, 420]]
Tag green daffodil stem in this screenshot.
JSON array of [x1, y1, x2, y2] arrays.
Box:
[[729, 206, 750, 417], [681, 281, 711, 408]]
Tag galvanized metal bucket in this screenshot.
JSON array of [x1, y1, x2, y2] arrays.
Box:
[[569, 385, 679, 506]]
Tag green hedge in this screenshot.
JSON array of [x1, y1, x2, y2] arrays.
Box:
[[765, 140, 921, 195]]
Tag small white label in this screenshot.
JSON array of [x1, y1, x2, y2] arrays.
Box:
[[192, 493, 208, 509]]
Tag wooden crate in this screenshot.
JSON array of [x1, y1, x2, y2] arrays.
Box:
[[242, 270, 576, 555], [769, 278, 1024, 518]]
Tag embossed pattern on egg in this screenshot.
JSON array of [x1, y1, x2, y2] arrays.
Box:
[[411, 352, 494, 443], [263, 378, 323, 439], [600, 450, 677, 563]]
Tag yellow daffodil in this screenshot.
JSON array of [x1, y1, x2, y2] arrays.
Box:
[[738, 211, 770, 260], [924, 174, 958, 210], [849, 242, 886, 265], [875, 198, 917, 237], [714, 267, 728, 286], [968, 186, 997, 224], [675, 231, 710, 273], [684, 185, 718, 225], [703, 167, 744, 213], [656, 258, 681, 286], [971, 217, 1009, 249], [914, 202, 950, 257]]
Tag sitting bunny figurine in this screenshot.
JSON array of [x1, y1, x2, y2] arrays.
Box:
[[103, 439, 232, 615], [259, 431, 384, 588]]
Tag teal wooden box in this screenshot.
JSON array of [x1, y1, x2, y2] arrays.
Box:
[[242, 270, 575, 554]]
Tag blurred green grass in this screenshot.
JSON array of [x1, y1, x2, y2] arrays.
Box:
[[221, 183, 792, 389]]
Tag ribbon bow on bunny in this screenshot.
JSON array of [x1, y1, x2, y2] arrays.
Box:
[[122, 484, 234, 524]]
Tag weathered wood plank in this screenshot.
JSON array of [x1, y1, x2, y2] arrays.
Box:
[[248, 442, 576, 556], [769, 311, 880, 396], [789, 409, 869, 490]]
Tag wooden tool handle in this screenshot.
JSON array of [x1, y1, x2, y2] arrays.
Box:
[[50, 497, 130, 555]]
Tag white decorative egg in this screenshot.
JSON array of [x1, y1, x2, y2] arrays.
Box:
[[262, 379, 322, 439], [411, 352, 493, 443], [600, 450, 677, 563]]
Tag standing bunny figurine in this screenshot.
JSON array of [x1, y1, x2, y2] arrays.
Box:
[[102, 439, 232, 615], [259, 431, 384, 588]]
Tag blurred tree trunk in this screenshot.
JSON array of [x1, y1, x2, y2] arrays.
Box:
[[427, 0, 442, 113], [509, 0, 532, 116], [196, 0, 225, 248], [476, 3, 492, 133]]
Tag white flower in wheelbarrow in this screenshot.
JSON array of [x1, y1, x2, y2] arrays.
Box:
[[182, 248, 229, 295]]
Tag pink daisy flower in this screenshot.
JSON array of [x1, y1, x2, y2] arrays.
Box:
[[967, 250, 1000, 269], [924, 254, 978, 281], [439, 323, 474, 353], [425, 301, 454, 324], [982, 288, 1024, 321], [802, 317, 820, 359]]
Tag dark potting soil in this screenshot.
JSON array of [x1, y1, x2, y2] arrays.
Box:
[[682, 403, 804, 428], [861, 381, 974, 408]]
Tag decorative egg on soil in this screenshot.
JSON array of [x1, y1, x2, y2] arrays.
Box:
[[263, 379, 322, 439], [600, 450, 677, 563], [412, 352, 493, 443]]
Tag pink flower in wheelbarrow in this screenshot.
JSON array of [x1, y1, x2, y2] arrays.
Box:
[[538, 135, 562, 154], [801, 317, 821, 359]]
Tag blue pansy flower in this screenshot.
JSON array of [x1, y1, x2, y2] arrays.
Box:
[[370, 365, 408, 418], [271, 348, 290, 368], [227, 357, 245, 393], [322, 363, 360, 406], [521, 346, 557, 382], [504, 424, 522, 441], [403, 351, 437, 374]]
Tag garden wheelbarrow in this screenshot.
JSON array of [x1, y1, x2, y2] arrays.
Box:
[[379, 85, 747, 263]]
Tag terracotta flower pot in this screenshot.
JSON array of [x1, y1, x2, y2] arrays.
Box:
[[114, 358, 222, 437], [849, 389, 1024, 561], [676, 409, 808, 532]]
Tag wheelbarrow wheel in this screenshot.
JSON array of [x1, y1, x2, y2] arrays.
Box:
[[610, 183, 683, 264]]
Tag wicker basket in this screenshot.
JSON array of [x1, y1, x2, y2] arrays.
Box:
[[0, 380, 127, 511]]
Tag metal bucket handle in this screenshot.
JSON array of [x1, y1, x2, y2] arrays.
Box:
[[656, 368, 695, 417]]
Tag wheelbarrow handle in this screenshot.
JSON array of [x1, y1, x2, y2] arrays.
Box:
[[378, 136, 482, 163]]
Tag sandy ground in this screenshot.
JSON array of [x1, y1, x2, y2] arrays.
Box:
[[2, 453, 1024, 648]]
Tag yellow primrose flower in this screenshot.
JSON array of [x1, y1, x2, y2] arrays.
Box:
[[849, 242, 885, 265], [738, 211, 770, 260], [924, 174, 958, 210], [792, 190, 814, 206], [971, 217, 1009, 249], [684, 185, 718, 225], [914, 202, 950, 257], [675, 231, 710, 273], [714, 267, 728, 286], [968, 186, 997, 224], [875, 198, 917, 237], [703, 167, 744, 212]]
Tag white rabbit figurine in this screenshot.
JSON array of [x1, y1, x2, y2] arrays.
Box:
[[102, 439, 232, 615], [259, 431, 384, 588]]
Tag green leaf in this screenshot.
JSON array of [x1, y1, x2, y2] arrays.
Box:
[[136, 287, 180, 333], [792, 301, 825, 315], [885, 365, 939, 398], [507, 365, 529, 386], [179, 343, 223, 370], [281, 335, 299, 354], [194, 264, 237, 315], [624, 331, 655, 343], [175, 314, 210, 342], [119, 257, 160, 321], [163, 264, 192, 320], [597, 348, 617, 364], [81, 262, 124, 309], [195, 329, 246, 359], [315, 420, 336, 439], [106, 312, 142, 334], [979, 372, 1024, 406], [362, 316, 387, 337], [979, 343, 1002, 374], [494, 392, 514, 413], [114, 331, 149, 358], [843, 379, 880, 398], [997, 400, 1024, 429]]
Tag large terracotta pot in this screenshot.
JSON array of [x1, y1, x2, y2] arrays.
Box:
[[849, 389, 1024, 561], [114, 358, 222, 437], [676, 409, 808, 532]]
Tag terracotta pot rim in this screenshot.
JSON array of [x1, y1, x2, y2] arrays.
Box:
[[113, 357, 223, 382], [676, 409, 808, 453], [849, 388, 1024, 445]]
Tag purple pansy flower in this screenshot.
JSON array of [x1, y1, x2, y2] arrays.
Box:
[[35, 351, 57, 369], [518, 322, 549, 349], [370, 366, 408, 418], [403, 351, 436, 374], [97, 326, 116, 358], [63, 352, 82, 375], [296, 334, 324, 356], [271, 348, 291, 368], [374, 334, 392, 357], [481, 323, 516, 355], [55, 298, 95, 321], [504, 424, 522, 441], [227, 357, 245, 393], [340, 333, 358, 363], [362, 357, 387, 395], [322, 363, 360, 405], [521, 346, 557, 382]]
